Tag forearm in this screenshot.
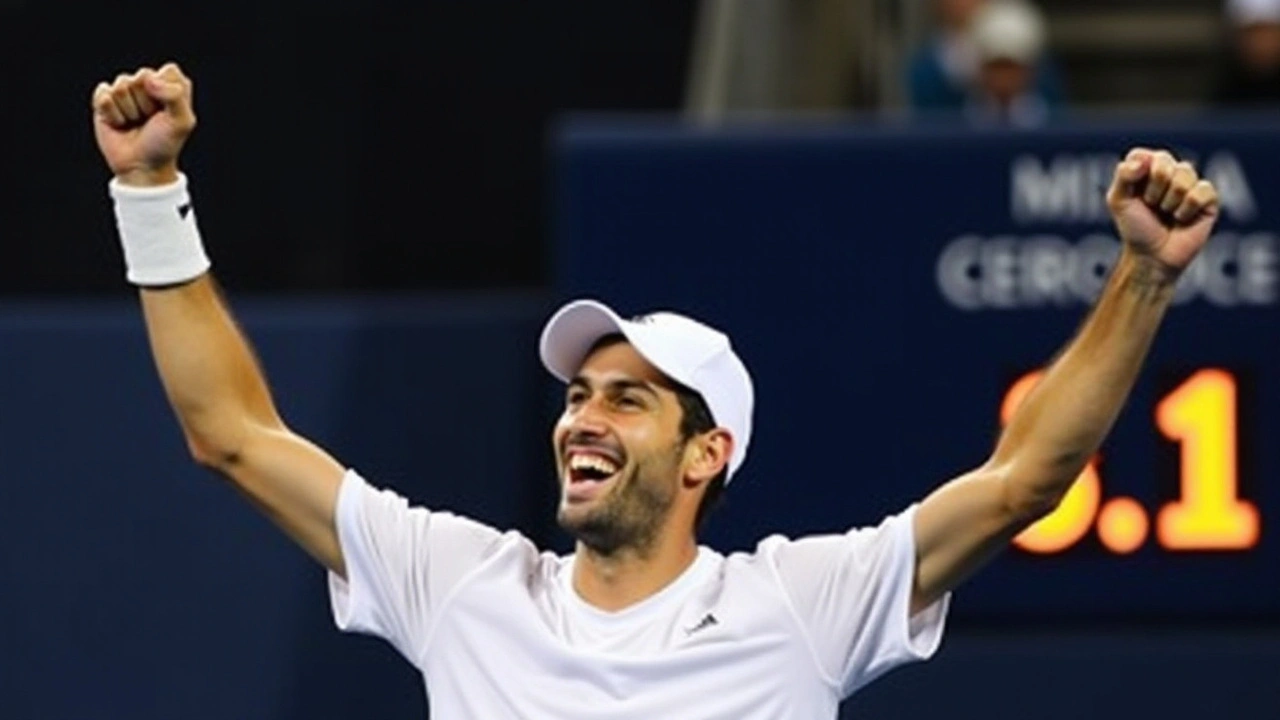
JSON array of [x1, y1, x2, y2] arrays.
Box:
[[140, 274, 282, 464], [992, 250, 1175, 514], [912, 148, 1220, 611]]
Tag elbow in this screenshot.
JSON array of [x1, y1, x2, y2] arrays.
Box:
[[174, 401, 281, 471], [184, 431, 243, 471], [178, 412, 256, 471]]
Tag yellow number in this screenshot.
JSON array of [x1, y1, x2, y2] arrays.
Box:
[[1155, 369, 1260, 551], [1002, 372, 1102, 554]]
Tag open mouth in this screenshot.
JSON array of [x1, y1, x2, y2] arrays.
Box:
[[563, 451, 622, 500]]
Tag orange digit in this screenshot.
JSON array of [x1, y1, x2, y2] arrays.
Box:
[[1002, 372, 1102, 554], [1155, 369, 1259, 550]]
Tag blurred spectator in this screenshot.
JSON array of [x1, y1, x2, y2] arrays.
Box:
[[963, 0, 1063, 127], [905, 0, 1063, 123], [1211, 0, 1280, 106], [906, 0, 987, 109]]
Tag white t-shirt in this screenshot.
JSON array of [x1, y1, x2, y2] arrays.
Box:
[[328, 470, 949, 719]]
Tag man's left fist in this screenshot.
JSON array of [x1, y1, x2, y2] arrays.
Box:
[[1106, 148, 1219, 276]]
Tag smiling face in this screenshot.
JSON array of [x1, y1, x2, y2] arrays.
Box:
[[553, 338, 703, 556]]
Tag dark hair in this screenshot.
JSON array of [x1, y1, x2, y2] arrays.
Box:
[[586, 333, 729, 529], [673, 385, 729, 530]]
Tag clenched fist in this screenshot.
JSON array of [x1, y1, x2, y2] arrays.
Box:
[[92, 63, 195, 187], [1106, 148, 1219, 278]]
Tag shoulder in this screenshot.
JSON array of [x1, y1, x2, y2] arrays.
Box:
[[735, 508, 918, 572], [343, 469, 529, 541], [452, 532, 567, 591], [340, 469, 550, 580]]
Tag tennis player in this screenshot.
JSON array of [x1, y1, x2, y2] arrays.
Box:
[[92, 63, 1221, 718]]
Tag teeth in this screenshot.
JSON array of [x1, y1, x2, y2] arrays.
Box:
[[568, 454, 618, 476]]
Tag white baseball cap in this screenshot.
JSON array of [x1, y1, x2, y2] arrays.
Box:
[[1228, 0, 1280, 26], [970, 0, 1046, 64], [539, 299, 754, 482]]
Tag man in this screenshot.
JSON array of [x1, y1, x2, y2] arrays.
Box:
[[905, 0, 1063, 123], [1212, 0, 1280, 107], [906, 0, 988, 110], [92, 63, 1221, 718], [964, 0, 1060, 127]]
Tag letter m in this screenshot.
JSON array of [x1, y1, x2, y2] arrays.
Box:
[[1011, 155, 1077, 223]]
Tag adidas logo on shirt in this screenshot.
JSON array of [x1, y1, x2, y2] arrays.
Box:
[[684, 613, 718, 636]]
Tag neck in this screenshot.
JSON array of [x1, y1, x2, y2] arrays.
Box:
[[571, 528, 699, 612]]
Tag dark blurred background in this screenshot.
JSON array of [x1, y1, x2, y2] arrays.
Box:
[[1, 1, 1278, 719], [0, 0, 695, 294], [1, 0, 1272, 294]]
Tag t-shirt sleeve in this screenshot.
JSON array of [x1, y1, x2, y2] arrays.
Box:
[[326, 470, 504, 667], [767, 504, 949, 698]]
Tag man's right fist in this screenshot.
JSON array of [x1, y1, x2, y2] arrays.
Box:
[[92, 62, 196, 187]]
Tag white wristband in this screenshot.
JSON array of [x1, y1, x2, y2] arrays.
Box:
[[109, 173, 211, 286]]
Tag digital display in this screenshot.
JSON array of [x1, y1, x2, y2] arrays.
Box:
[[1006, 368, 1260, 555]]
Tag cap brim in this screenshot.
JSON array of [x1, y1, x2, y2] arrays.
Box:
[[539, 299, 630, 383]]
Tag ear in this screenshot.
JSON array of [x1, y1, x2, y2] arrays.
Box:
[[682, 429, 733, 489]]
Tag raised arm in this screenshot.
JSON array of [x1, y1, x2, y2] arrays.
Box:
[[92, 63, 347, 575], [910, 148, 1220, 613]]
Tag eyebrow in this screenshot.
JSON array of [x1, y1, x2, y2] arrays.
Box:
[[567, 376, 662, 399]]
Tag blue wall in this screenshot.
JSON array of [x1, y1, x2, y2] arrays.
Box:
[[0, 295, 557, 720], [849, 629, 1280, 719], [1, 294, 1276, 719]]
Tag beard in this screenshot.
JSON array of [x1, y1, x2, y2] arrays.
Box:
[[557, 457, 678, 557]]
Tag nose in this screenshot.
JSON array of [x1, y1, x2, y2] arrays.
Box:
[[560, 393, 611, 441], [566, 399, 607, 434], [556, 394, 623, 462]]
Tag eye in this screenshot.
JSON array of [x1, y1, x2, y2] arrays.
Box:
[[617, 393, 644, 409], [566, 388, 588, 407]]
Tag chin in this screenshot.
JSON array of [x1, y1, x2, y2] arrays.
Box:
[[556, 501, 595, 534]]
